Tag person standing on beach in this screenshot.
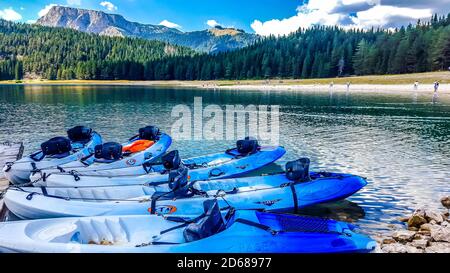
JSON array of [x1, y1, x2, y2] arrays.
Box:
[[346, 82, 351, 91], [414, 81, 419, 91], [434, 81, 440, 92]]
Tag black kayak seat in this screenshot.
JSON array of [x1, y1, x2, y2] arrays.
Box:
[[236, 137, 259, 155], [162, 150, 181, 170], [41, 137, 72, 156], [67, 126, 92, 144], [94, 142, 123, 162], [183, 200, 225, 243], [286, 158, 311, 182], [139, 126, 160, 141]]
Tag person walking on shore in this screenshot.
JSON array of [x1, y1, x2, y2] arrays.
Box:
[[346, 82, 351, 91], [414, 81, 419, 91]]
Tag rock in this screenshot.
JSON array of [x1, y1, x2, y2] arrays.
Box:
[[392, 230, 416, 243], [382, 238, 396, 245], [424, 210, 444, 224], [441, 197, 450, 210], [413, 208, 426, 217], [442, 221, 449, 227], [408, 215, 427, 228], [409, 239, 428, 249], [399, 216, 410, 223], [408, 227, 419, 231], [420, 223, 433, 232], [430, 226, 450, 243], [382, 243, 422, 253], [413, 233, 423, 240], [425, 242, 450, 253]]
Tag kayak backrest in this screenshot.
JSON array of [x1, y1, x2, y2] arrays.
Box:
[[183, 200, 225, 243], [286, 158, 311, 182], [236, 137, 259, 155], [67, 126, 92, 143], [139, 126, 160, 141], [41, 137, 72, 156], [168, 166, 189, 191], [94, 142, 123, 161], [162, 150, 181, 170]]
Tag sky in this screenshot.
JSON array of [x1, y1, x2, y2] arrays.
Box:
[[0, 0, 449, 36]]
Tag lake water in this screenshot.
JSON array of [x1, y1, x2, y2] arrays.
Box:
[[0, 85, 449, 238]]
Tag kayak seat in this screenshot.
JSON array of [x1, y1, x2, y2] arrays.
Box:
[[286, 158, 311, 182], [139, 126, 160, 141], [94, 142, 123, 162], [67, 126, 93, 144], [41, 137, 72, 156], [162, 150, 181, 170], [236, 137, 259, 155], [183, 200, 225, 243]]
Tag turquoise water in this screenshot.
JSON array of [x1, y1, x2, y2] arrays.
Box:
[[1, 85, 449, 237]]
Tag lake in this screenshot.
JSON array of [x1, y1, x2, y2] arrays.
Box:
[[0, 85, 449, 238]]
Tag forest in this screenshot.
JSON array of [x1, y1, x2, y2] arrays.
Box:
[[0, 14, 450, 81], [0, 20, 194, 80]]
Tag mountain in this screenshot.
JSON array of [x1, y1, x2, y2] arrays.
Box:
[[36, 6, 259, 53]]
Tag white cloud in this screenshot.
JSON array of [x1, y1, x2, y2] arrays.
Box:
[[251, 0, 434, 36], [206, 20, 220, 28], [100, 1, 118, 12], [0, 8, 22, 21], [27, 20, 37, 24], [159, 20, 182, 29], [67, 0, 82, 6], [38, 4, 57, 17], [350, 5, 432, 29]]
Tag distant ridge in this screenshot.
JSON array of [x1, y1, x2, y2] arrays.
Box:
[[37, 6, 258, 53]]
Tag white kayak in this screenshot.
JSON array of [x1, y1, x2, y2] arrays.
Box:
[[0, 200, 376, 253], [32, 130, 172, 178], [29, 146, 286, 187], [4, 168, 367, 219], [3, 126, 102, 185]]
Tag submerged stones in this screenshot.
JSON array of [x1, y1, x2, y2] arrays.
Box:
[[380, 196, 450, 253]]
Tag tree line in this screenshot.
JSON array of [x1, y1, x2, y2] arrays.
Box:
[[0, 14, 449, 81], [0, 19, 194, 80]]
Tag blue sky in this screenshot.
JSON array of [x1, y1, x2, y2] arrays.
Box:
[[1, 0, 450, 36]]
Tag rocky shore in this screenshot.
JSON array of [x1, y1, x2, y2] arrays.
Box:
[[379, 197, 450, 253]]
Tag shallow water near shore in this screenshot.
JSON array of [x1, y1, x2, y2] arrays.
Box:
[[0, 85, 449, 238]]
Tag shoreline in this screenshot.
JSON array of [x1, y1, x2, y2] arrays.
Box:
[[0, 72, 449, 93]]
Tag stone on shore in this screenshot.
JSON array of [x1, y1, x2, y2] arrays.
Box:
[[430, 226, 450, 243], [381, 243, 422, 253], [407, 214, 427, 228], [441, 197, 450, 210], [424, 242, 450, 253], [380, 198, 450, 253], [392, 230, 416, 243]]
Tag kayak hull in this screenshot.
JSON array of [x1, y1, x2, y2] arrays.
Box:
[[30, 146, 286, 187], [0, 211, 376, 253], [3, 132, 102, 185], [5, 173, 367, 219]]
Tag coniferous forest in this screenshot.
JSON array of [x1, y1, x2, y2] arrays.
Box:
[[1, 14, 450, 81]]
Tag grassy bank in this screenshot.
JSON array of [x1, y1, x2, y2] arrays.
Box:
[[0, 71, 449, 87]]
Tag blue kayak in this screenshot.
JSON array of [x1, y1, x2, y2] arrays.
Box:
[[0, 200, 376, 253], [4, 160, 367, 219], [30, 145, 286, 187]]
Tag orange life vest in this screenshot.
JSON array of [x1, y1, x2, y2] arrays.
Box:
[[122, 140, 154, 154]]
